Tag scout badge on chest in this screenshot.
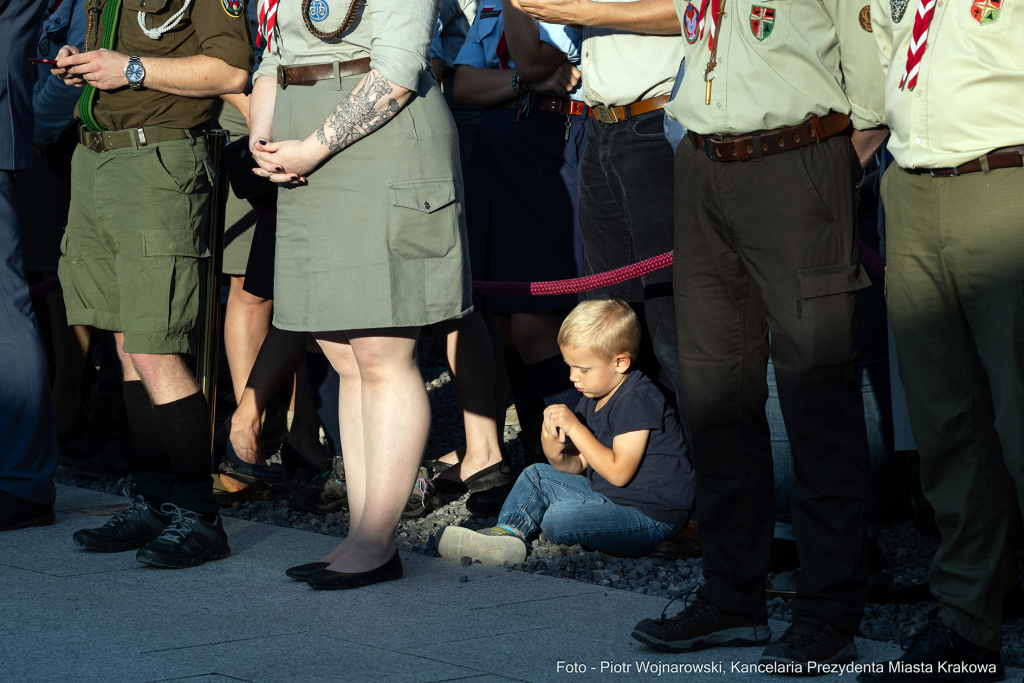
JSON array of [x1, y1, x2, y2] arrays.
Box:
[[970, 0, 1002, 24], [222, 0, 244, 17], [891, 0, 909, 22], [749, 5, 774, 40], [683, 3, 700, 43], [302, 0, 363, 39]]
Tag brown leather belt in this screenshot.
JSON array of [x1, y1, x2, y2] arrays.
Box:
[[497, 96, 589, 116], [902, 145, 1024, 177], [277, 57, 372, 89], [692, 112, 852, 162], [589, 95, 669, 124]]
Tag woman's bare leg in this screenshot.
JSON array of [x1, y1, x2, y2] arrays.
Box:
[[223, 276, 272, 405], [315, 328, 427, 572]]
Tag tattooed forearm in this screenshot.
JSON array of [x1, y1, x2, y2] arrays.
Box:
[[313, 70, 407, 156]]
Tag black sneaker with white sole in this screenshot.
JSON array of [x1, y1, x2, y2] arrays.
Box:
[[632, 595, 771, 652], [760, 611, 857, 674], [73, 495, 173, 552], [290, 458, 347, 514], [135, 504, 230, 569]]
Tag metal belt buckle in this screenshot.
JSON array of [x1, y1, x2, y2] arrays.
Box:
[[592, 105, 619, 124], [277, 65, 289, 89], [930, 167, 958, 177], [87, 131, 104, 153], [703, 135, 722, 161]]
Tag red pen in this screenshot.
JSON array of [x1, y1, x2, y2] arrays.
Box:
[[28, 58, 59, 65]]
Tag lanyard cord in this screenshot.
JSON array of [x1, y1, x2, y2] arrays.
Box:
[[137, 0, 191, 40]]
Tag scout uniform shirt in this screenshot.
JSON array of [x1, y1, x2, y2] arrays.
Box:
[[871, 0, 1024, 169], [580, 3, 684, 108], [35, 0, 87, 144], [254, 0, 434, 93], [666, 0, 885, 135], [82, 0, 253, 131], [455, 1, 582, 99], [433, 0, 480, 71]]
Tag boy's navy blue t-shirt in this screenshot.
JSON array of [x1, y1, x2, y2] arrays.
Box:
[[574, 370, 694, 528]]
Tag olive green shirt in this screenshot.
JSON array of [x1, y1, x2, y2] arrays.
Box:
[[254, 0, 437, 93], [87, 0, 253, 131], [871, 0, 1024, 169], [666, 0, 885, 135]]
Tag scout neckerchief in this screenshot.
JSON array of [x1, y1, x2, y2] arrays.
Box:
[[697, 0, 724, 104], [257, 0, 278, 47], [899, 0, 936, 90], [78, 0, 124, 132]]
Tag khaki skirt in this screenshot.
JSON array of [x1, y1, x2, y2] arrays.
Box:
[[271, 70, 472, 332]]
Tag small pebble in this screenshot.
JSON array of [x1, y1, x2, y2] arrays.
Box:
[[459, 575, 469, 583], [460, 556, 472, 566]]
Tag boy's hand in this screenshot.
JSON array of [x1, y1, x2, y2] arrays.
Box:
[[544, 404, 579, 444]]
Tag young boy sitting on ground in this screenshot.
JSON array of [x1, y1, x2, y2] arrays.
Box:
[[438, 299, 695, 565]]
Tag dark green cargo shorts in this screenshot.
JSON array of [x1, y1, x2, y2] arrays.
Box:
[[59, 134, 212, 355]]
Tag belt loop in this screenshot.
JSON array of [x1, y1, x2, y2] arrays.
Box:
[[751, 134, 763, 162], [980, 155, 991, 174], [734, 139, 748, 162], [129, 129, 139, 154], [809, 115, 827, 143], [333, 61, 341, 91]]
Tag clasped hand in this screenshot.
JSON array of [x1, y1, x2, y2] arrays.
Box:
[[543, 404, 578, 444], [52, 46, 129, 90], [250, 138, 324, 184]]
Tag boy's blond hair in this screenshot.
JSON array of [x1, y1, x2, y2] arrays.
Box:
[[557, 299, 641, 362]]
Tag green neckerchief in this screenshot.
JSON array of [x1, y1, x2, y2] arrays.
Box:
[[78, 0, 124, 132]]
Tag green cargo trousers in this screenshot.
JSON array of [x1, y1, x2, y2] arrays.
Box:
[[882, 163, 1024, 651]]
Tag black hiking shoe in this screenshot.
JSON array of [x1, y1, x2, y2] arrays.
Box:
[[135, 505, 231, 569], [290, 459, 347, 514], [760, 611, 857, 674], [857, 615, 1003, 682], [632, 595, 771, 653], [73, 495, 173, 552]]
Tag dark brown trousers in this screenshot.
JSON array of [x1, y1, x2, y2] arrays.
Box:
[[673, 132, 872, 633]]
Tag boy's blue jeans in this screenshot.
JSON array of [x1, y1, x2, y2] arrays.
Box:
[[498, 464, 682, 558]]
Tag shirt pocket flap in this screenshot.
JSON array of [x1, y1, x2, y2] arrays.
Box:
[[123, 0, 172, 13], [387, 179, 456, 214], [797, 263, 871, 299], [143, 229, 211, 258]]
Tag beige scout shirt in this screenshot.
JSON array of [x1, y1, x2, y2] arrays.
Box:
[[871, 0, 1024, 169], [665, 0, 885, 136], [580, 1, 685, 108], [255, 0, 438, 92]]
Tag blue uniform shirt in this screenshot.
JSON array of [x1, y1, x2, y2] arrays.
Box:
[[33, 0, 86, 145], [454, 2, 582, 100]]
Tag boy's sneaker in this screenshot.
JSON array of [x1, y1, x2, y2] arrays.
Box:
[[135, 505, 231, 569], [632, 596, 771, 652], [290, 459, 347, 514], [438, 525, 527, 567], [73, 495, 173, 552], [760, 611, 857, 671]]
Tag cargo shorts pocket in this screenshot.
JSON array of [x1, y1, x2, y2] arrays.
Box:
[[386, 178, 458, 259]]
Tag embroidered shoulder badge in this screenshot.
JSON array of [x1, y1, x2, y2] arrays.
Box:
[[222, 0, 244, 17], [891, 0, 909, 22], [39, 36, 51, 56], [859, 5, 873, 31], [970, 0, 1002, 24], [684, 3, 700, 43], [308, 0, 330, 22], [750, 5, 775, 41]]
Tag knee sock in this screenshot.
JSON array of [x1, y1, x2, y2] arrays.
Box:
[[123, 381, 174, 505], [503, 345, 545, 439], [153, 391, 217, 519], [524, 354, 579, 409]]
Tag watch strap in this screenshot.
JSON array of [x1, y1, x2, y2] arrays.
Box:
[[79, 0, 124, 133]]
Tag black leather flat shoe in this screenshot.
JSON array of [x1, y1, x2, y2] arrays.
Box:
[[434, 460, 510, 495], [285, 561, 329, 581], [225, 441, 287, 483], [307, 551, 403, 590]]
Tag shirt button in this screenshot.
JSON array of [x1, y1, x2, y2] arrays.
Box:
[[584, 52, 589, 58], [423, 201, 431, 210], [141, 0, 146, 5], [914, 137, 921, 144]]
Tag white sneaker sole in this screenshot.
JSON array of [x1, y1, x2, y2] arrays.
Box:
[[438, 526, 527, 567]]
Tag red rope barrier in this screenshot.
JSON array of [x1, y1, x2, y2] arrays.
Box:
[[858, 240, 886, 279], [29, 275, 61, 298]]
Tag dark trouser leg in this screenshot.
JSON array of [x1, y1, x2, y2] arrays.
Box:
[[673, 140, 774, 620], [0, 171, 59, 506]]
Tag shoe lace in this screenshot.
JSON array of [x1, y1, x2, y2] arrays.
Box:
[[152, 503, 199, 545], [103, 492, 146, 528], [777, 611, 836, 649], [752, 601, 789, 646]]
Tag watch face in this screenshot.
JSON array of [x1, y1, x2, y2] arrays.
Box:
[[127, 62, 144, 83]]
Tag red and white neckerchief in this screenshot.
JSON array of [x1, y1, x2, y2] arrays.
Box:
[[257, 0, 279, 49], [899, 0, 937, 90], [697, 0, 721, 52], [496, 31, 511, 70]]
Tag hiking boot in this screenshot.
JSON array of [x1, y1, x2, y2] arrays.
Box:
[[760, 611, 857, 672], [73, 495, 173, 552], [135, 505, 231, 569], [290, 458, 347, 514], [402, 467, 437, 518], [438, 525, 527, 567], [632, 596, 771, 652], [857, 616, 1003, 682]]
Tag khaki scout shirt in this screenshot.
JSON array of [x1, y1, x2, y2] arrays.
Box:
[[871, 0, 1024, 169], [666, 0, 885, 135], [254, 0, 437, 93], [87, 0, 253, 131], [580, 0, 685, 108]]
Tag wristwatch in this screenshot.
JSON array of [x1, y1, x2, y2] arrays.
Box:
[[124, 55, 145, 90]]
